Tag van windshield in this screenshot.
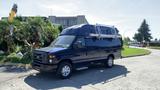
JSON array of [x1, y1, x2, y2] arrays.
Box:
[[50, 35, 75, 48]]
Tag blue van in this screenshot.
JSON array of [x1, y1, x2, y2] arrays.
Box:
[[32, 24, 123, 79]]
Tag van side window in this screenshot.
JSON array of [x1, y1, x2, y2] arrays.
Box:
[[110, 28, 115, 35], [100, 26, 107, 34], [80, 25, 96, 36], [108, 28, 114, 35], [100, 26, 115, 35]]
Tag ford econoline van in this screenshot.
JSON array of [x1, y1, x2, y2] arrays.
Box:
[[32, 24, 123, 79]]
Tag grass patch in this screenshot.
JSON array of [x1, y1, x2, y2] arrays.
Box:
[[122, 47, 150, 57], [148, 46, 160, 50]]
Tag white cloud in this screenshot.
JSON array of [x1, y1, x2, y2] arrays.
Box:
[[38, 0, 82, 16], [41, 3, 77, 15]]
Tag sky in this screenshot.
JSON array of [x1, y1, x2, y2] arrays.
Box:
[[0, 0, 160, 39]]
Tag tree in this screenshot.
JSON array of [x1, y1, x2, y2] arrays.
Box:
[[12, 17, 59, 60], [0, 20, 16, 53], [133, 19, 152, 43], [58, 25, 63, 33], [123, 37, 131, 46], [154, 38, 158, 42], [0, 16, 60, 54], [14, 17, 59, 49]]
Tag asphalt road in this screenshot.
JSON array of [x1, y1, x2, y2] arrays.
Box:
[[0, 49, 160, 90]]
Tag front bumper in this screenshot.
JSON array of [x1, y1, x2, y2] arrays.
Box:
[[32, 62, 58, 72]]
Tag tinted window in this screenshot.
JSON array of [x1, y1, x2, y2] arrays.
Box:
[[110, 28, 115, 35], [100, 26, 108, 34], [79, 25, 96, 35], [100, 26, 115, 35], [50, 35, 75, 48], [61, 28, 78, 35]]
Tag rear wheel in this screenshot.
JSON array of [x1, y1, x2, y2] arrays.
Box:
[[56, 62, 72, 79], [105, 56, 114, 68]]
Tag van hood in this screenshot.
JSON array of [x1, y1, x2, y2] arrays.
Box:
[[36, 47, 67, 54]]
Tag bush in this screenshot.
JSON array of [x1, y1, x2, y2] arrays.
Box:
[[149, 42, 160, 46], [0, 52, 32, 64], [0, 17, 59, 54], [0, 16, 60, 64]]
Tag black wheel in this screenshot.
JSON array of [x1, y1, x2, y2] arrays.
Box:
[[56, 62, 72, 79], [105, 56, 114, 68]]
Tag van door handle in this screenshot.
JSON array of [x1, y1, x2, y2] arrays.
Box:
[[113, 50, 117, 52], [86, 52, 88, 55], [105, 50, 110, 53]]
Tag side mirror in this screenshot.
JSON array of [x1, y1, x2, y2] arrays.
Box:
[[73, 41, 84, 49]]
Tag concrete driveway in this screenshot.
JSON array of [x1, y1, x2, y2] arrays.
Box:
[[0, 49, 160, 90]]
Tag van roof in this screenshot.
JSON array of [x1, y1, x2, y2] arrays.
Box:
[[65, 24, 115, 29], [60, 24, 117, 36]]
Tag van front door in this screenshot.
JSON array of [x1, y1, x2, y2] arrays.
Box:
[[71, 37, 88, 65]]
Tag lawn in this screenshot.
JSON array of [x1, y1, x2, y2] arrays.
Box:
[[122, 47, 151, 57], [148, 46, 160, 50]]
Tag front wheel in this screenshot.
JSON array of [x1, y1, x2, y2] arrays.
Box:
[[56, 62, 72, 79], [105, 56, 114, 68]]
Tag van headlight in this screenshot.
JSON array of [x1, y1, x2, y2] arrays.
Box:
[[48, 55, 56, 63], [49, 55, 55, 59]]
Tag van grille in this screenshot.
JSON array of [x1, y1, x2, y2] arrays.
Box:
[[33, 51, 47, 63]]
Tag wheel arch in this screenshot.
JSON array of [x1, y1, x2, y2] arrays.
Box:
[[108, 54, 115, 59], [58, 59, 73, 66]]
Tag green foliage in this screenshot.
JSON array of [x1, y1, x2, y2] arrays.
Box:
[[0, 16, 59, 52], [133, 19, 152, 43], [0, 20, 16, 53], [149, 42, 160, 47], [123, 37, 131, 46], [58, 25, 63, 33], [0, 52, 32, 64], [6, 53, 21, 63], [0, 16, 60, 64]]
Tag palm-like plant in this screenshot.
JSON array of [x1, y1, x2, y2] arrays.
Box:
[[0, 20, 15, 53], [0, 16, 60, 55]]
